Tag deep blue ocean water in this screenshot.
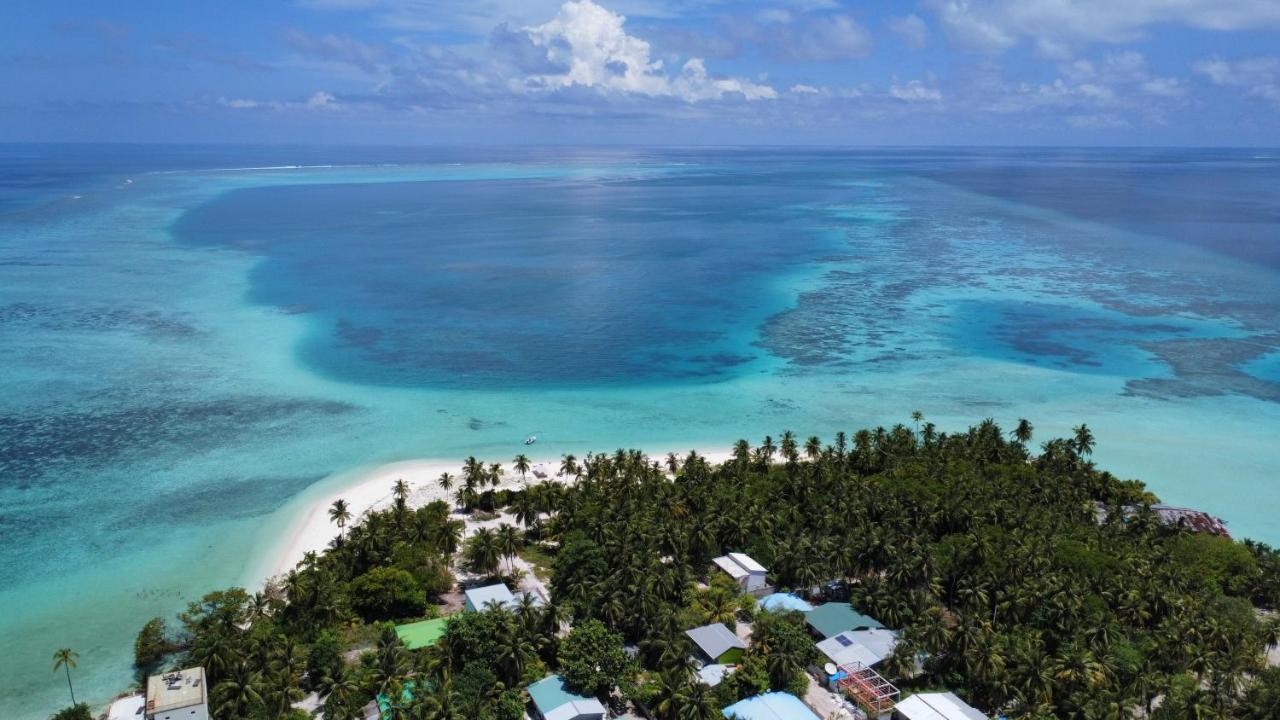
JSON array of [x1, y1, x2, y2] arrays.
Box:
[[1, 145, 1279, 717]]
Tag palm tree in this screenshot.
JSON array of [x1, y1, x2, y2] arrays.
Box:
[[1073, 423, 1095, 456], [911, 410, 924, 434], [804, 436, 822, 461], [328, 499, 352, 541], [437, 472, 454, 494], [496, 524, 522, 575], [666, 452, 681, 475], [780, 430, 798, 463], [1013, 418, 1034, 444], [392, 478, 411, 509], [53, 648, 78, 705], [466, 528, 501, 576], [513, 454, 531, 482], [214, 659, 263, 719], [560, 454, 578, 479]]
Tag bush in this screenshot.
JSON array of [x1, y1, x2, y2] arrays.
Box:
[[134, 617, 173, 676], [559, 619, 636, 697], [349, 567, 425, 620], [50, 705, 92, 720]]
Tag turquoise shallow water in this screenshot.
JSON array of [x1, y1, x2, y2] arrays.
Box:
[[2, 146, 1279, 717]]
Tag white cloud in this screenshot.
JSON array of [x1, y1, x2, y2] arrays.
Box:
[[221, 97, 262, 109], [1066, 113, 1128, 129], [789, 83, 822, 94], [1193, 55, 1280, 104], [219, 91, 340, 111], [306, 90, 339, 108], [518, 0, 775, 101], [887, 14, 930, 49], [890, 79, 943, 102], [928, 0, 1280, 53], [788, 14, 874, 60]]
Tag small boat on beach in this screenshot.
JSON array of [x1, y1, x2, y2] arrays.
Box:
[[524, 435, 537, 445]]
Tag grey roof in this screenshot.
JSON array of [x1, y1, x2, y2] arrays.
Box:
[[686, 622, 746, 660], [816, 628, 899, 667]]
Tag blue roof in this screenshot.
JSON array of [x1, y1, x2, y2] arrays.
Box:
[[723, 692, 820, 720], [527, 675, 606, 718], [758, 593, 814, 612]]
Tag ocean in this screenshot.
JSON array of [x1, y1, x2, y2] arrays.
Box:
[[1, 145, 1278, 717]]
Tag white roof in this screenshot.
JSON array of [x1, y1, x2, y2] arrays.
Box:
[[696, 663, 735, 687], [713, 555, 749, 579], [894, 692, 987, 720], [728, 552, 766, 573], [544, 697, 607, 720], [108, 695, 145, 720], [817, 629, 899, 667], [465, 583, 515, 610]]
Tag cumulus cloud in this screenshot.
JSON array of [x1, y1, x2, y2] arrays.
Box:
[[928, 0, 1280, 53], [1193, 56, 1280, 103], [888, 14, 930, 49], [515, 0, 775, 101]]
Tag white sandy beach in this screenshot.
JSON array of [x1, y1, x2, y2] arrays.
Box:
[[268, 447, 736, 578]]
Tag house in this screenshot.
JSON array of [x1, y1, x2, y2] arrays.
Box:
[[145, 667, 209, 720], [528, 674, 607, 720], [816, 628, 900, 668], [686, 622, 747, 665], [894, 692, 987, 720], [713, 552, 768, 592], [722, 692, 820, 720], [463, 583, 543, 612], [804, 602, 884, 639]]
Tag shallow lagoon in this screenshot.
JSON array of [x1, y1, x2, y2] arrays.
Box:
[[1, 146, 1278, 717]]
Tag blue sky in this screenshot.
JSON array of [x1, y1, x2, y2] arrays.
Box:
[[2, 0, 1279, 145]]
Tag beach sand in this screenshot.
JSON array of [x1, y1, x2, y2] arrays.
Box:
[[267, 448, 736, 579]]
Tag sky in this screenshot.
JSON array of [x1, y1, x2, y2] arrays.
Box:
[[1, 0, 1279, 145]]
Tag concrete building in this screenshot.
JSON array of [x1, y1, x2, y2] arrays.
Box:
[[528, 674, 607, 720], [145, 667, 209, 720], [686, 622, 747, 665], [712, 552, 768, 592], [894, 692, 987, 720]]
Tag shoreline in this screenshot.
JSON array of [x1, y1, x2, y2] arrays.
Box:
[[263, 447, 736, 581]]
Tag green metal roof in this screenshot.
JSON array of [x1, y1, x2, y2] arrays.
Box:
[[394, 617, 449, 649], [804, 603, 883, 639]]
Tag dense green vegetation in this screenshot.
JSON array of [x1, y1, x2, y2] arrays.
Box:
[[121, 419, 1280, 720]]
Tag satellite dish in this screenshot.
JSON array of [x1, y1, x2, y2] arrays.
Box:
[[824, 662, 837, 675]]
